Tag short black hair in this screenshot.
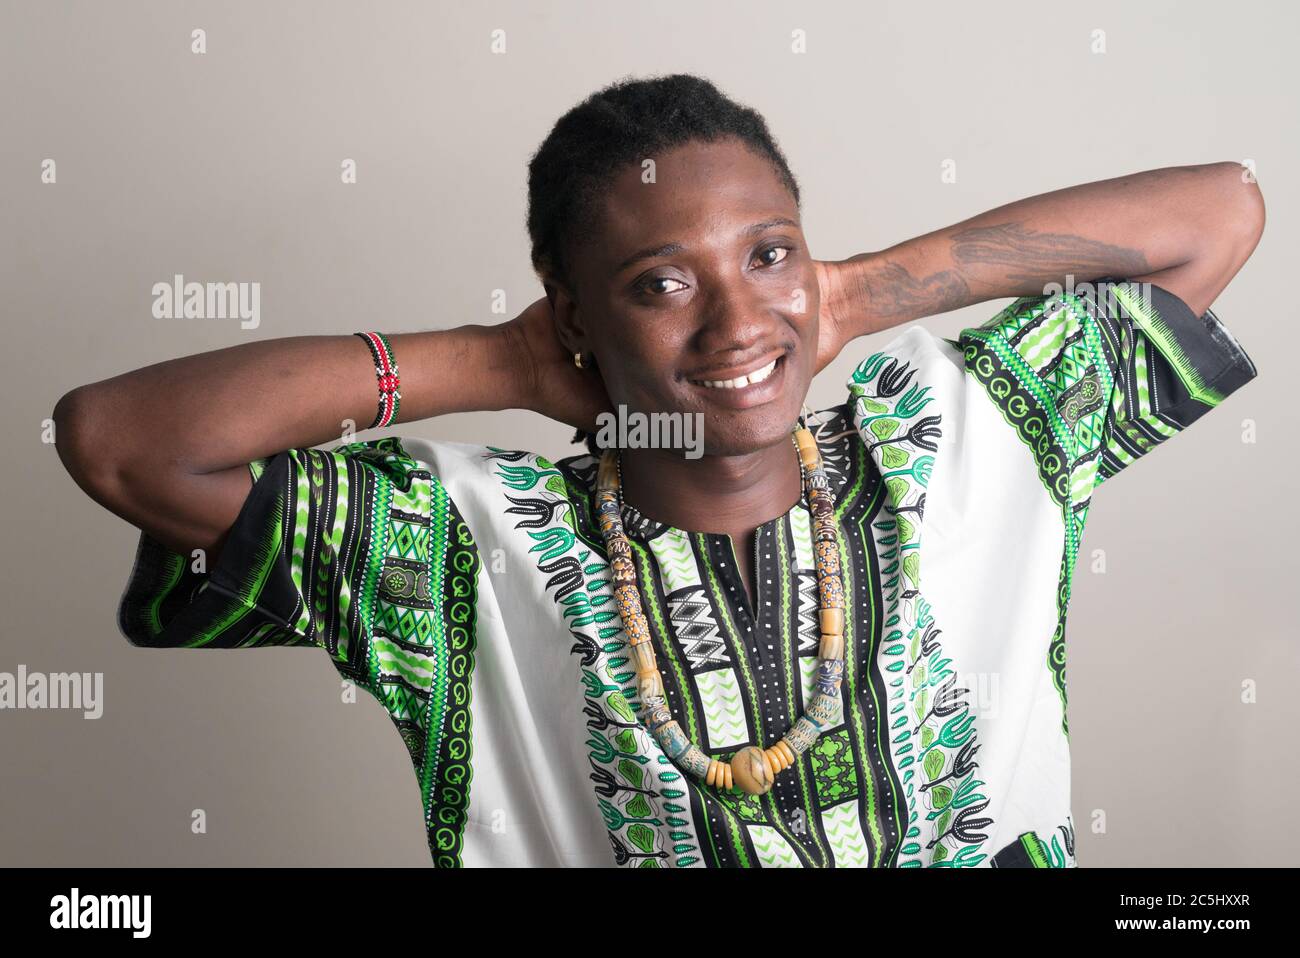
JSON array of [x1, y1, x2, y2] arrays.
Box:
[[525, 73, 801, 458], [527, 72, 801, 288]]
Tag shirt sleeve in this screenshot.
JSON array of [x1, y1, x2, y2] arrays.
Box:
[[117, 435, 485, 864], [956, 277, 1258, 492], [116, 436, 479, 667]]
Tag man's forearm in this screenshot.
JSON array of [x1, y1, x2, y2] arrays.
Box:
[[52, 321, 530, 559], [57, 324, 521, 479], [830, 161, 1263, 337]]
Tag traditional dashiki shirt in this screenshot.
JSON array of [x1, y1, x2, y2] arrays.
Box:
[[118, 278, 1257, 868]]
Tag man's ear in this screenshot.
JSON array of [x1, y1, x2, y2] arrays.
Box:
[[544, 279, 586, 356]]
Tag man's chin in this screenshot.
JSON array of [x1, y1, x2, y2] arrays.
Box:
[[695, 405, 804, 458]]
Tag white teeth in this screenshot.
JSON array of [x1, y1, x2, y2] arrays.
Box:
[[693, 357, 778, 389]]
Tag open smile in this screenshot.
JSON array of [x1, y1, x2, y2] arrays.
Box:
[[689, 355, 780, 389], [685, 353, 789, 408]]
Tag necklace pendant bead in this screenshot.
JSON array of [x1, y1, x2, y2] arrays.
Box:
[[731, 745, 775, 796]]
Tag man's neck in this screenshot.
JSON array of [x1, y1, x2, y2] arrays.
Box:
[[617, 437, 803, 542]]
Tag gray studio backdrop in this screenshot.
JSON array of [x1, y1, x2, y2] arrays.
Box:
[[2, 0, 1295, 866]]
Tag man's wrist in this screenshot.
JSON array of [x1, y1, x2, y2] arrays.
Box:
[[820, 253, 880, 342], [836, 243, 980, 335], [466, 322, 532, 414], [395, 324, 527, 419]]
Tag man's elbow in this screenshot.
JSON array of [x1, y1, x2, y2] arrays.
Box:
[[1180, 163, 1265, 313], [1209, 160, 1265, 261], [53, 386, 127, 510], [1239, 170, 1265, 255]]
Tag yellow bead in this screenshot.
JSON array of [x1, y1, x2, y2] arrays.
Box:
[[794, 428, 821, 468], [598, 451, 621, 491], [776, 740, 796, 766], [630, 641, 657, 675]]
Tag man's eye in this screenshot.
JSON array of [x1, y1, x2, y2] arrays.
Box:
[[753, 245, 792, 268], [640, 276, 688, 295]]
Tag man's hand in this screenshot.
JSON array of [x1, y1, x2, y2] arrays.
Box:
[[813, 258, 858, 374], [505, 295, 614, 433]]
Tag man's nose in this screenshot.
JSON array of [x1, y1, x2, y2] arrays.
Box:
[[695, 278, 781, 354]]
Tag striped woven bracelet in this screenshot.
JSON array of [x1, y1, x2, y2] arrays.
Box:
[[354, 331, 401, 429]]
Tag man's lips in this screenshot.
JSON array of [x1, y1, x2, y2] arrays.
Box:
[[685, 350, 787, 388], [683, 353, 790, 409]]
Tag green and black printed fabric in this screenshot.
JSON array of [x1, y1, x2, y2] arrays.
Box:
[[952, 278, 1257, 492], [119, 440, 481, 868], [117, 279, 1257, 867], [948, 279, 1257, 738]]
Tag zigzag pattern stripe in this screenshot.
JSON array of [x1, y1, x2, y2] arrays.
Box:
[[694, 667, 748, 750]]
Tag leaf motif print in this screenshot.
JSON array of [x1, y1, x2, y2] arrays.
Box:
[[849, 348, 992, 867]]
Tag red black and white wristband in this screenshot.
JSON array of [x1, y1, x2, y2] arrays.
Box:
[[354, 331, 401, 429]]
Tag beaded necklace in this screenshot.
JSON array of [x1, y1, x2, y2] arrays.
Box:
[[593, 422, 846, 797]]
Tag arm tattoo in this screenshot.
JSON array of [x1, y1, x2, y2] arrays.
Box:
[[857, 259, 972, 322], [950, 223, 1151, 290], [852, 221, 1153, 331]]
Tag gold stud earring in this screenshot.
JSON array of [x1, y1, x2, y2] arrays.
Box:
[[574, 351, 585, 369]]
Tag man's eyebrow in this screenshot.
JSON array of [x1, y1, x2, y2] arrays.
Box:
[[614, 217, 801, 273], [616, 241, 685, 274], [742, 216, 800, 236]]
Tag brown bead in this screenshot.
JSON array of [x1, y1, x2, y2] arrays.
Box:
[[624, 614, 650, 644], [819, 633, 845, 660], [815, 539, 839, 560], [612, 558, 637, 585]]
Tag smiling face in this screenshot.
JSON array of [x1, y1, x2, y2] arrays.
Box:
[[557, 137, 820, 458]]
